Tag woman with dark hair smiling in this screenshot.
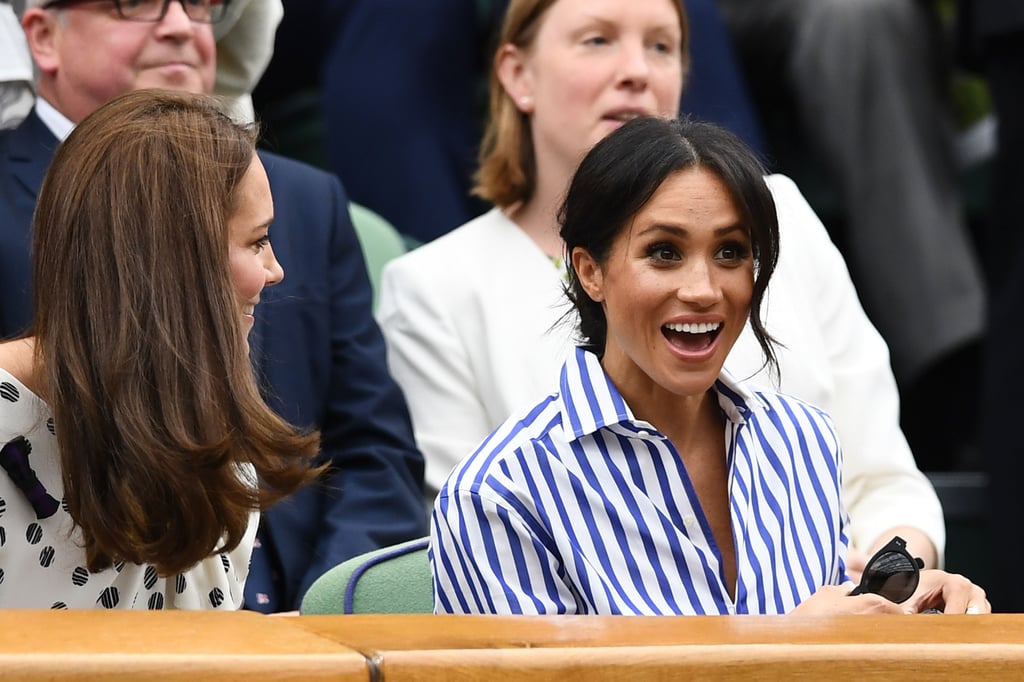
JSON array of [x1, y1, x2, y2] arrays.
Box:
[[379, 0, 945, 582], [430, 117, 988, 616]]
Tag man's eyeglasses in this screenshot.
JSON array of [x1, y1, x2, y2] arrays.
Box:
[[848, 535, 925, 604], [41, 0, 229, 24]]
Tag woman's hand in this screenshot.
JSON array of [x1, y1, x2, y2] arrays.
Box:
[[789, 585, 905, 615], [903, 570, 990, 614]]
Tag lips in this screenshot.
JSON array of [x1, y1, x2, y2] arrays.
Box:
[[662, 321, 722, 354], [602, 107, 652, 123]]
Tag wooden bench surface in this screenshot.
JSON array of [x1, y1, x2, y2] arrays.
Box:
[[0, 610, 367, 681], [291, 612, 1024, 650], [2, 611, 1022, 681], [289, 614, 1024, 681]]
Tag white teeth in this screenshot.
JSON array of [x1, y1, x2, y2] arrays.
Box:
[[665, 322, 721, 334], [614, 112, 640, 121]]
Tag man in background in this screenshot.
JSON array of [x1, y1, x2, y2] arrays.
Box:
[[0, 0, 428, 612]]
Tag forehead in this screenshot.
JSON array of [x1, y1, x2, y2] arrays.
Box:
[[537, 0, 683, 36], [635, 168, 737, 219]]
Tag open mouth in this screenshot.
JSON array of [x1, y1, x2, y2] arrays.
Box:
[[662, 321, 722, 353]]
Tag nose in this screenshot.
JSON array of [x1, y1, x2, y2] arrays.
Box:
[[616, 39, 650, 91], [155, 0, 196, 35], [675, 259, 720, 308], [262, 244, 284, 287]]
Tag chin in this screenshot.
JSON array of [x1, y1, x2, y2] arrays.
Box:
[[660, 363, 724, 398]]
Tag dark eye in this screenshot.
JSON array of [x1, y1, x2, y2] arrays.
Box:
[[651, 40, 673, 55], [715, 242, 749, 262], [253, 235, 271, 252], [583, 35, 609, 46], [647, 243, 680, 262]]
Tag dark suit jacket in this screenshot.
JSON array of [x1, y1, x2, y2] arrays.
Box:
[[0, 110, 428, 612]]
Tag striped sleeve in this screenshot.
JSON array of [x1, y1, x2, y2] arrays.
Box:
[[430, 483, 579, 615]]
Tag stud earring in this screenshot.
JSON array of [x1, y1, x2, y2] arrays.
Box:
[[518, 96, 532, 109]]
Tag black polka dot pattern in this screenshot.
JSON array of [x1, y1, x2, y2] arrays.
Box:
[[61, 497, 70, 514], [45, 418, 55, 436], [144, 566, 158, 590], [175, 574, 186, 594], [38, 545, 54, 568], [0, 496, 6, 518], [51, 601, 67, 610], [0, 568, 4, 585], [25, 523, 42, 544], [208, 587, 224, 608], [114, 561, 125, 573], [148, 593, 165, 610], [0, 382, 20, 403], [98, 587, 119, 609], [0, 526, 6, 547], [72, 567, 89, 587], [220, 554, 230, 574]]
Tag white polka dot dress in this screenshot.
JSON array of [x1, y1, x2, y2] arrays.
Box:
[[0, 370, 257, 609]]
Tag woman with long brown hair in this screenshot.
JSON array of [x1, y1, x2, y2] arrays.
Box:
[[0, 89, 319, 609]]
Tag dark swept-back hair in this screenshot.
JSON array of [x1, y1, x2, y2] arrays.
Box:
[[473, 0, 690, 208], [560, 116, 780, 375], [32, 89, 322, 576]]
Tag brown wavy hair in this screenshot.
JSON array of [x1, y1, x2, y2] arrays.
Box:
[[31, 89, 322, 575], [473, 0, 690, 208]]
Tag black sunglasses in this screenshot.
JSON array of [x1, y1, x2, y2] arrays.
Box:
[[848, 535, 925, 604], [41, 0, 229, 24]]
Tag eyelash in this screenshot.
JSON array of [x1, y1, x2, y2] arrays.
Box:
[[581, 36, 676, 55], [716, 242, 750, 262], [645, 241, 751, 264], [253, 235, 270, 252], [647, 242, 680, 262]]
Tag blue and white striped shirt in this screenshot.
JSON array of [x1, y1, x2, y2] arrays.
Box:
[[431, 347, 849, 615]]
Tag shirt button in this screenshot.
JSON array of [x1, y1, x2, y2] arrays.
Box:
[[637, 430, 650, 438], [684, 515, 698, 529]]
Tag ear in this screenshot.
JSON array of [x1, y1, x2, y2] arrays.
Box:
[[495, 43, 535, 114], [572, 247, 605, 303], [22, 9, 61, 76]]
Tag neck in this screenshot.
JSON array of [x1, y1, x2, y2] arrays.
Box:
[[0, 338, 41, 397], [599, 344, 724, 455], [506, 155, 575, 259]]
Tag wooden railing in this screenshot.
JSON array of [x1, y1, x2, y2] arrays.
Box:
[[2, 611, 1022, 680]]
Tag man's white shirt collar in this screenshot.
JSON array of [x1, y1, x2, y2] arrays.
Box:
[[35, 97, 75, 142]]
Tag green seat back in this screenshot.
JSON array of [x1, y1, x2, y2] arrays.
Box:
[[349, 202, 407, 312], [300, 537, 433, 615]]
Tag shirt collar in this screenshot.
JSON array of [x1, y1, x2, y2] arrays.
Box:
[[558, 346, 768, 442], [35, 97, 76, 142]]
